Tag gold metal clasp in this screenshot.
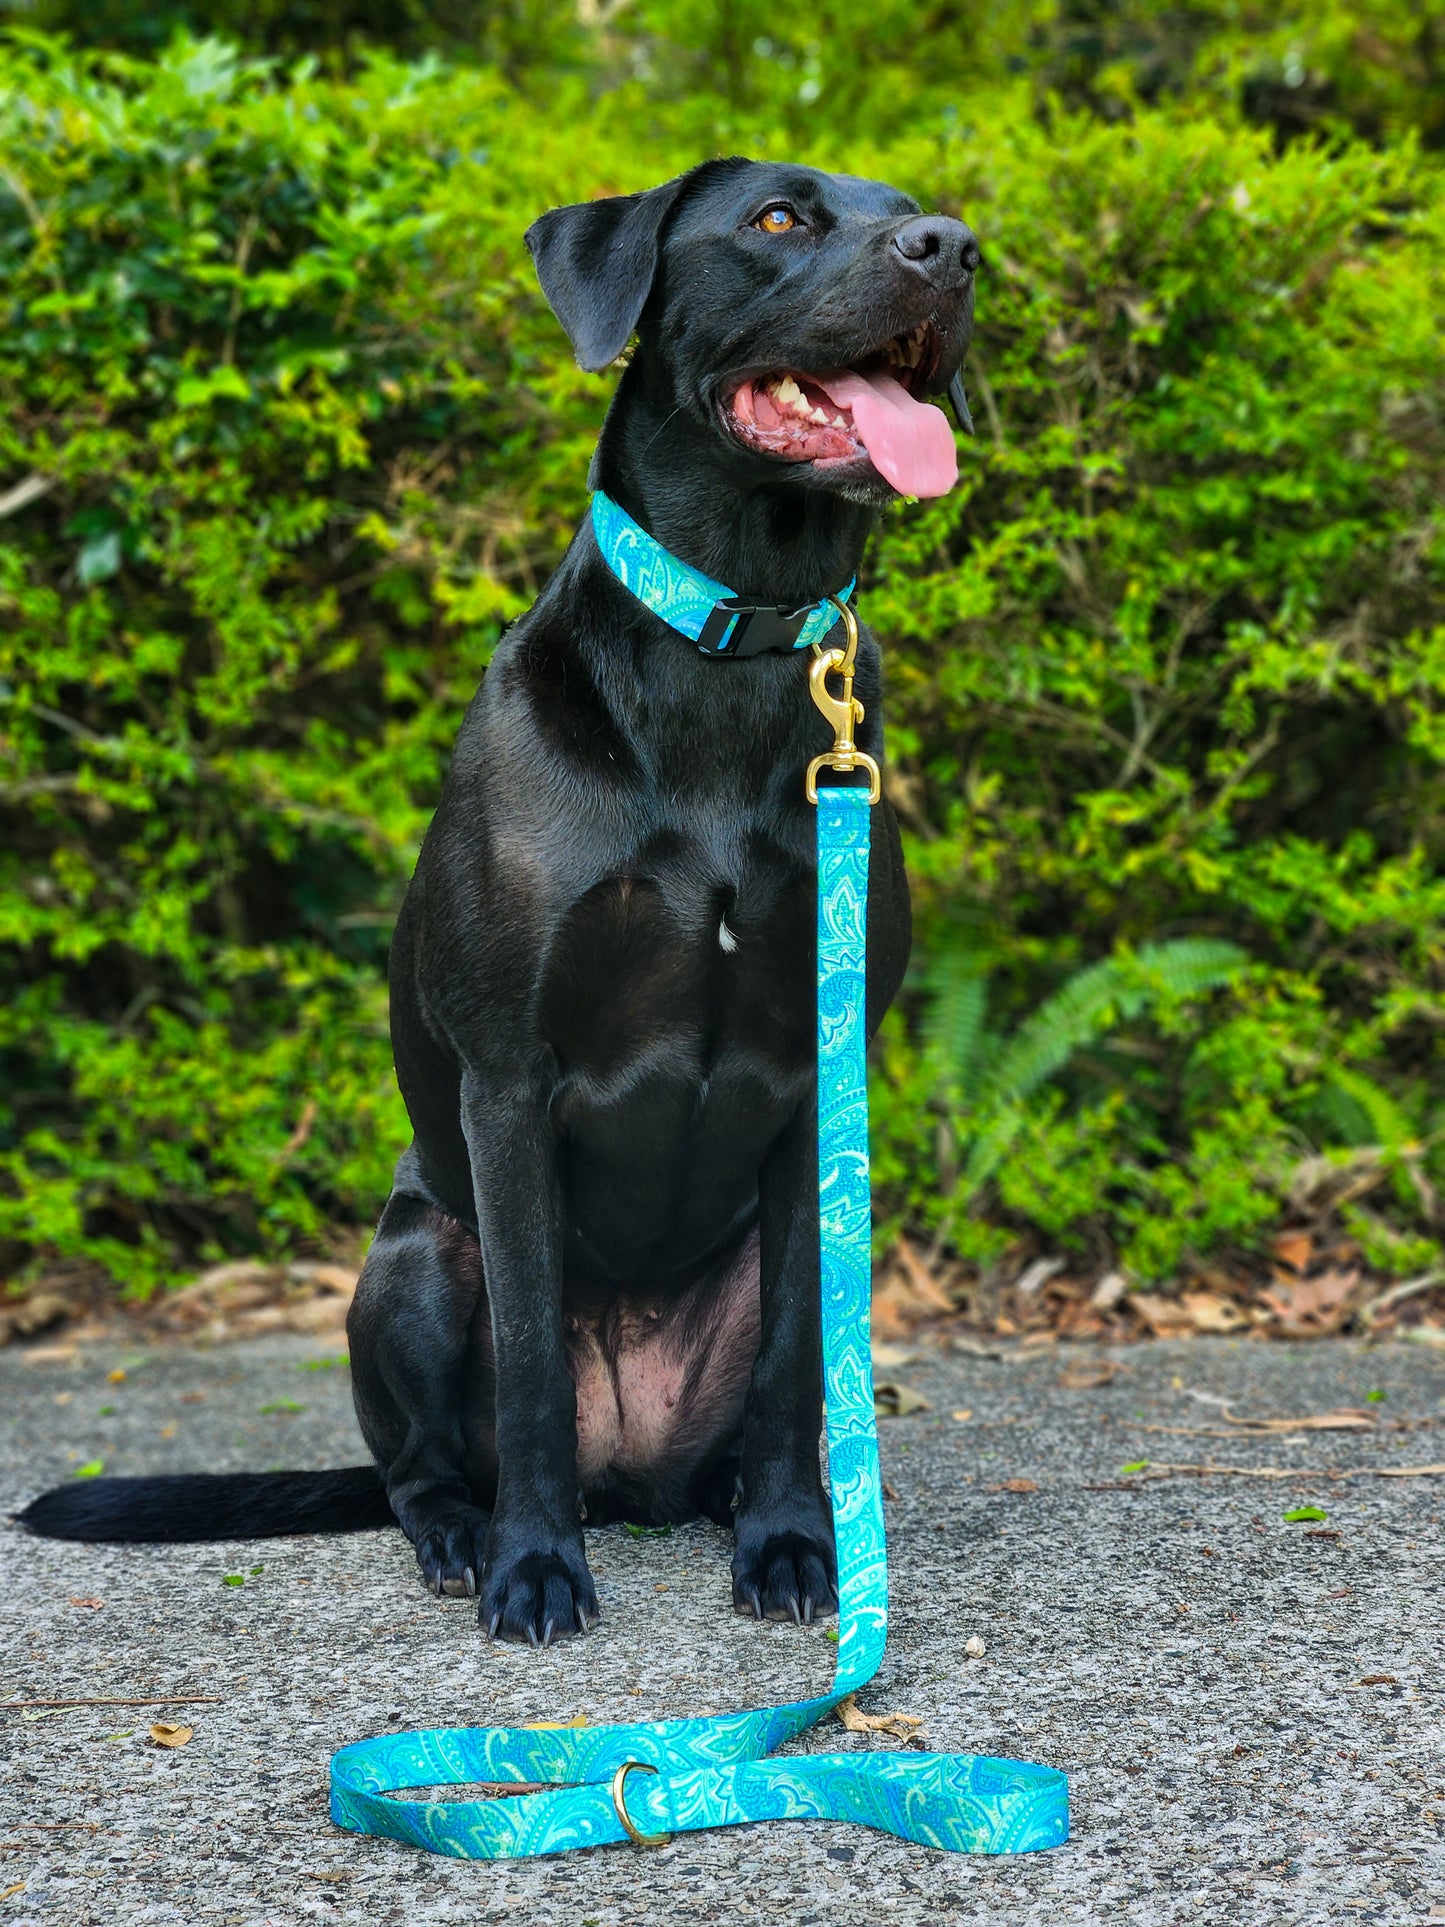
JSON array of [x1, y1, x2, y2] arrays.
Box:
[[609, 1760, 673, 1848], [805, 597, 881, 805]]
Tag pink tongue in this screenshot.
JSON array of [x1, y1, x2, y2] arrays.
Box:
[[816, 369, 957, 497]]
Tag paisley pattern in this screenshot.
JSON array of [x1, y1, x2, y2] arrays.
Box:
[[590, 490, 855, 653], [330, 785, 1069, 1860]]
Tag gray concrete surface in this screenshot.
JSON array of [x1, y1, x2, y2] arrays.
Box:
[[1, 1333, 1441, 1926]]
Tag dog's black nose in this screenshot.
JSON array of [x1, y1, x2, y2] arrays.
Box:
[[890, 216, 978, 288]]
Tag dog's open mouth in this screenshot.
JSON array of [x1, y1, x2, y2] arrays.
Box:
[[721, 322, 957, 498]]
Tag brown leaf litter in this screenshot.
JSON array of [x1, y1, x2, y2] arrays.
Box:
[[3, 1220, 1442, 1355], [834, 1693, 926, 1741]]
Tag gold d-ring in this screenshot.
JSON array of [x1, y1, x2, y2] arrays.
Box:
[[610, 1760, 672, 1847]]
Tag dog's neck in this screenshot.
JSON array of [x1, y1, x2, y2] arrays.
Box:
[[590, 359, 877, 609]]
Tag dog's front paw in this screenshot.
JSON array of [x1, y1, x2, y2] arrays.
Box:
[[731, 1515, 837, 1625], [479, 1540, 599, 1646], [412, 1504, 491, 1598]]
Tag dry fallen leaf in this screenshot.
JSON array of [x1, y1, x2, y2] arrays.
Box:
[[1357, 1675, 1397, 1688], [0, 1883, 26, 1903], [69, 1596, 103, 1610], [950, 1408, 973, 1423], [990, 1478, 1039, 1494], [874, 1380, 932, 1418], [1179, 1291, 1250, 1334], [834, 1692, 925, 1740], [1272, 1231, 1314, 1274], [1058, 1361, 1121, 1390], [149, 1722, 193, 1747], [1089, 1271, 1128, 1311], [1126, 1294, 1198, 1338], [892, 1235, 955, 1314], [1259, 1267, 1361, 1334]]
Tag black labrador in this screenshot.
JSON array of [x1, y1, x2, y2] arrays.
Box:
[[21, 160, 978, 1648]]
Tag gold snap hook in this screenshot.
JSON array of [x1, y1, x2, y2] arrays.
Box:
[[610, 1760, 673, 1847], [805, 596, 881, 805]]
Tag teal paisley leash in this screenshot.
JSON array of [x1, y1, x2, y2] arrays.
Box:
[[329, 595, 1069, 1861]]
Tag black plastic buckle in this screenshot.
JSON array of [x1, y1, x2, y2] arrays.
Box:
[[695, 596, 811, 658]]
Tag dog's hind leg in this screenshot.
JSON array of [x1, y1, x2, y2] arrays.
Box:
[[347, 1188, 497, 1598]]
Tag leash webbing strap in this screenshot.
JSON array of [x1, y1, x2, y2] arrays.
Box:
[[329, 786, 1069, 1858]]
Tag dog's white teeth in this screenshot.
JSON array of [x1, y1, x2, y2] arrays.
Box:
[[810, 406, 829, 425], [774, 375, 803, 407], [833, 413, 847, 428]]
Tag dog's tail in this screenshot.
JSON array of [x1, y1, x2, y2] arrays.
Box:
[[15, 1467, 393, 1543]]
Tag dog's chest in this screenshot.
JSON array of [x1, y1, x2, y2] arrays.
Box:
[[540, 834, 814, 1086], [537, 833, 814, 1270]]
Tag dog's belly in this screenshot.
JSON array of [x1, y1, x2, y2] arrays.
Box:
[[564, 1229, 760, 1518]]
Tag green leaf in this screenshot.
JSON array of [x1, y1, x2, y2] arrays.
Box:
[[222, 1573, 246, 1586], [1365, 1389, 1386, 1403], [1283, 1506, 1329, 1523], [622, 1522, 672, 1538], [259, 1399, 305, 1413], [1119, 1460, 1150, 1475], [74, 1459, 105, 1478], [174, 365, 252, 408]]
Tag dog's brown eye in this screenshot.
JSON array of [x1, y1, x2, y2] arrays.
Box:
[[754, 205, 798, 234]]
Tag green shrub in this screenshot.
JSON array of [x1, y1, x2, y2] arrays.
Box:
[[1, 33, 1442, 1293]]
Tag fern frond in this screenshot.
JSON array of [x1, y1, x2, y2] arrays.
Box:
[[1132, 938, 1251, 1002], [981, 938, 1247, 1108], [1320, 1064, 1420, 1152], [924, 952, 990, 1099]]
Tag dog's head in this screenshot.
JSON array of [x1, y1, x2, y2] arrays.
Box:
[[527, 160, 978, 506]]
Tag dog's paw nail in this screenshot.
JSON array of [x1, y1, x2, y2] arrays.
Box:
[[787, 1595, 803, 1626], [484, 1610, 501, 1640], [464, 1566, 477, 1597]]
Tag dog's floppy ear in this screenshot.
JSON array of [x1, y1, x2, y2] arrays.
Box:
[[525, 173, 698, 372]]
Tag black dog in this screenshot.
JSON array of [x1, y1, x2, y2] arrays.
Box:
[[21, 161, 977, 1648]]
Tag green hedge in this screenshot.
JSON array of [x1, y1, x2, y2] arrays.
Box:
[[2, 33, 1443, 1294]]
